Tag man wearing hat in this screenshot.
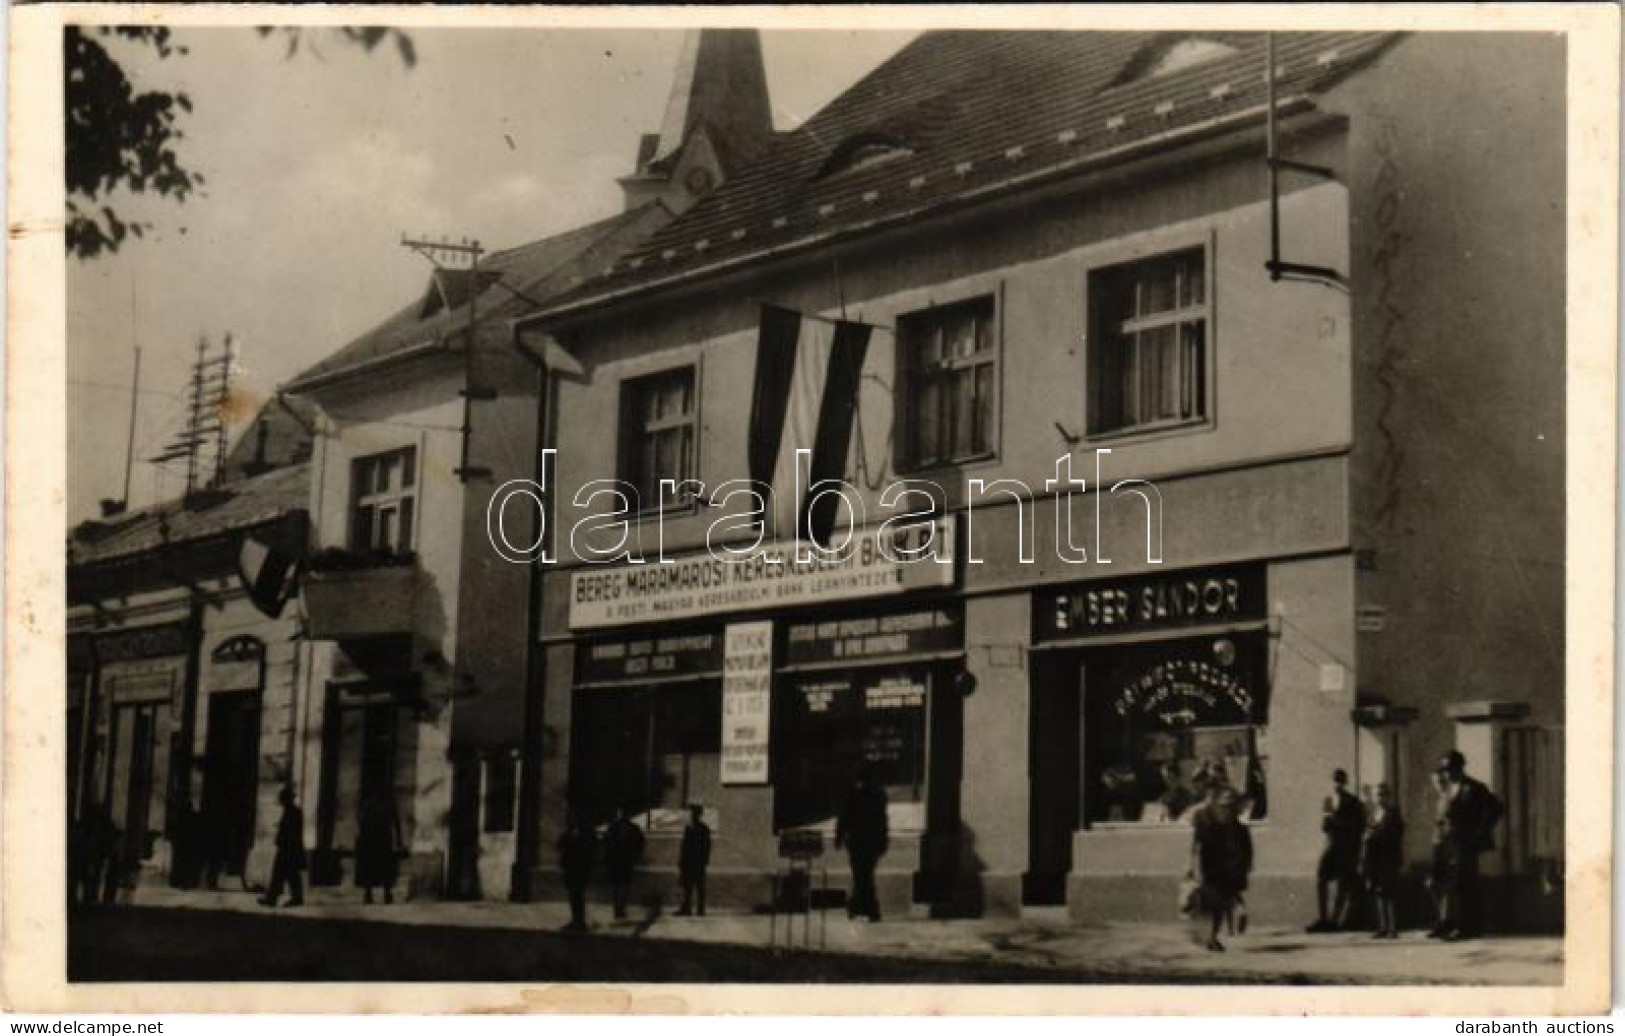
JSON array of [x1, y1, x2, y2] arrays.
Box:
[[1431, 750, 1503, 940]]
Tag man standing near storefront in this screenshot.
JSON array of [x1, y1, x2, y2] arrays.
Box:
[[1307, 768, 1364, 932], [558, 811, 596, 933], [837, 765, 889, 922], [259, 784, 306, 909], [603, 807, 645, 921], [1431, 750, 1502, 941], [676, 804, 711, 917]]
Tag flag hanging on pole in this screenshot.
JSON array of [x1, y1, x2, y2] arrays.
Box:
[[748, 304, 872, 544], [237, 532, 300, 618]]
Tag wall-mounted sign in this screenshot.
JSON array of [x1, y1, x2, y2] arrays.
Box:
[[95, 620, 190, 663], [1356, 606, 1387, 633], [576, 631, 723, 686], [721, 621, 773, 785], [1034, 563, 1265, 642], [103, 658, 183, 711], [568, 517, 956, 631], [781, 606, 961, 668]]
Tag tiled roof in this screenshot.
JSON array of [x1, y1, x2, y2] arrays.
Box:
[[219, 395, 316, 481], [68, 464, 309, 567], [286, 201, 671, 390], [542, 31, 1399, 317]]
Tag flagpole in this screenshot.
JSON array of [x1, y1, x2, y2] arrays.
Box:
[[750, 300, 892, 334]]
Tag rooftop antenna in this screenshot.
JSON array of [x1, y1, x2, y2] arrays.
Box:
[[149, 333, 233, 494], [400, 232, 491, 483], [119, 278, 142, 509]]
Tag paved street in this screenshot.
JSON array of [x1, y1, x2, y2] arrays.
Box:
[[68, 887, 1563, 985]]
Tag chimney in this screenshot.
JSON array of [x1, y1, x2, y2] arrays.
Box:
[[619, 29, 774, 214]]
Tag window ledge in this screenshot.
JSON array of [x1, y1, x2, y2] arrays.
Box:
[[894, 452, 1000, 480], [1085, 417, 1212, 446], [623, 500, 702, 527]]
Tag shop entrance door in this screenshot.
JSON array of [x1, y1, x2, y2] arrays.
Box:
[[201, 690, 262, 878], [107, 701, 166, 870], [1026, 654, 1083, 904], [315, 692, 399, 885]]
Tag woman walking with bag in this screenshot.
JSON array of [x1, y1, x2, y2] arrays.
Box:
[[1188, 782, 1253, 951]]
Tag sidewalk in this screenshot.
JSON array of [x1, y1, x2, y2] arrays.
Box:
[[127, 884, 1562, 985]]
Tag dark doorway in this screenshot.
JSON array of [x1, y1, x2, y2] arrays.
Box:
[[107, 701, 167, 872], [1025, 653, 1081, 904], [200, 690, 262, 879], [315, 690, 401, 886]]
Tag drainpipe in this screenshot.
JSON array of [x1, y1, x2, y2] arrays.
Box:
[[507, 323, 555, 901]]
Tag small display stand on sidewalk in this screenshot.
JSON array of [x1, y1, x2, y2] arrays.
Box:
[[770, 829, 838, 949]]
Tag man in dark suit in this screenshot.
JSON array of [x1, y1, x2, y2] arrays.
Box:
[[1308, 768, 1365, 932], [259, 784, 306, 908], [837, 766, 889, 922], [602, 807, 645, 921], [1431, 750, 1501, 940], [676, 804, 712, 917], [557, 811, 596, 932]]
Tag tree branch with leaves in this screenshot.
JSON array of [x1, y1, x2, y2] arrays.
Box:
[[64, 25, 416, 259]]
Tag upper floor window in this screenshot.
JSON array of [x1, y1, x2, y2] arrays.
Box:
[[1088, 247, 1209, 437], [351, 447, 417, 553], [896, 296, 998, 470], [619, 366, 697, 511]]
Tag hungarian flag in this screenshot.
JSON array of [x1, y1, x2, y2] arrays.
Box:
[[748, 304, 872, 544], [237, 532, 299, 618]]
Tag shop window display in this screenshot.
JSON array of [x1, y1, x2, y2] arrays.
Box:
[[1084, 635, 1268, 825], [773, 669, 928, 831], [571, 681, 721, 833]]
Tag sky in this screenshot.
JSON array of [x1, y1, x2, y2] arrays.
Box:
[[66, 26, 916, 523]]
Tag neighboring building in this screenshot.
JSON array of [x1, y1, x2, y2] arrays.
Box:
[[67, 430, 311, 895], [517, 30, 1564, 927], [273, 27, 776, 899]]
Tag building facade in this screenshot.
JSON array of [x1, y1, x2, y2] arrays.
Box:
[[67, 427, 312, 896], [514, 30, 1565, 926]]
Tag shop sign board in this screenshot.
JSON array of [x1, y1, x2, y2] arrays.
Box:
[[568, 517, 955, 631], [721, 621, 773, 785], [577, 631, 724, 685], [782, 606, 961, 668], [1034, 563, 1266, 641], [95, 619, 191, 663]]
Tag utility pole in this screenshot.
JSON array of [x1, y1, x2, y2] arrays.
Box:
[[400, 234, 493, 483]]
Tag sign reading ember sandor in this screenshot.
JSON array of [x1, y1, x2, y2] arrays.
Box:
[[568, 517, 956, 631], [1035, 562, 1266, 641]]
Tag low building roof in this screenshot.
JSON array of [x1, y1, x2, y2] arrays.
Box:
[[286, 201, 671, 392], [68, 463, 309, 569]]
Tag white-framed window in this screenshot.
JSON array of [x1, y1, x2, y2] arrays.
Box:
[[619, 366, 697, 511], [350, 447, 417, 553], [1088, 247, 1210, 437], [896, 295, 999, 470]]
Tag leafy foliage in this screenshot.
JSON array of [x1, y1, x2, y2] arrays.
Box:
[[64, 25, 416, 259], [64, 26, 198, 257]]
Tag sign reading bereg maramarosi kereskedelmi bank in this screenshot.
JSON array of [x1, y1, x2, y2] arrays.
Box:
[[568, 517, 956, 631]]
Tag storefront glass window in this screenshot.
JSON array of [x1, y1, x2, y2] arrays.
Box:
[[773, 669, 928, 830], [1083, 635, 1268, 825], [571, 682, 721, 833]]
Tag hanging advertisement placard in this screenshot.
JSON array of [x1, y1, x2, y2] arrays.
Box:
[[721, 620, 773, 785]]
